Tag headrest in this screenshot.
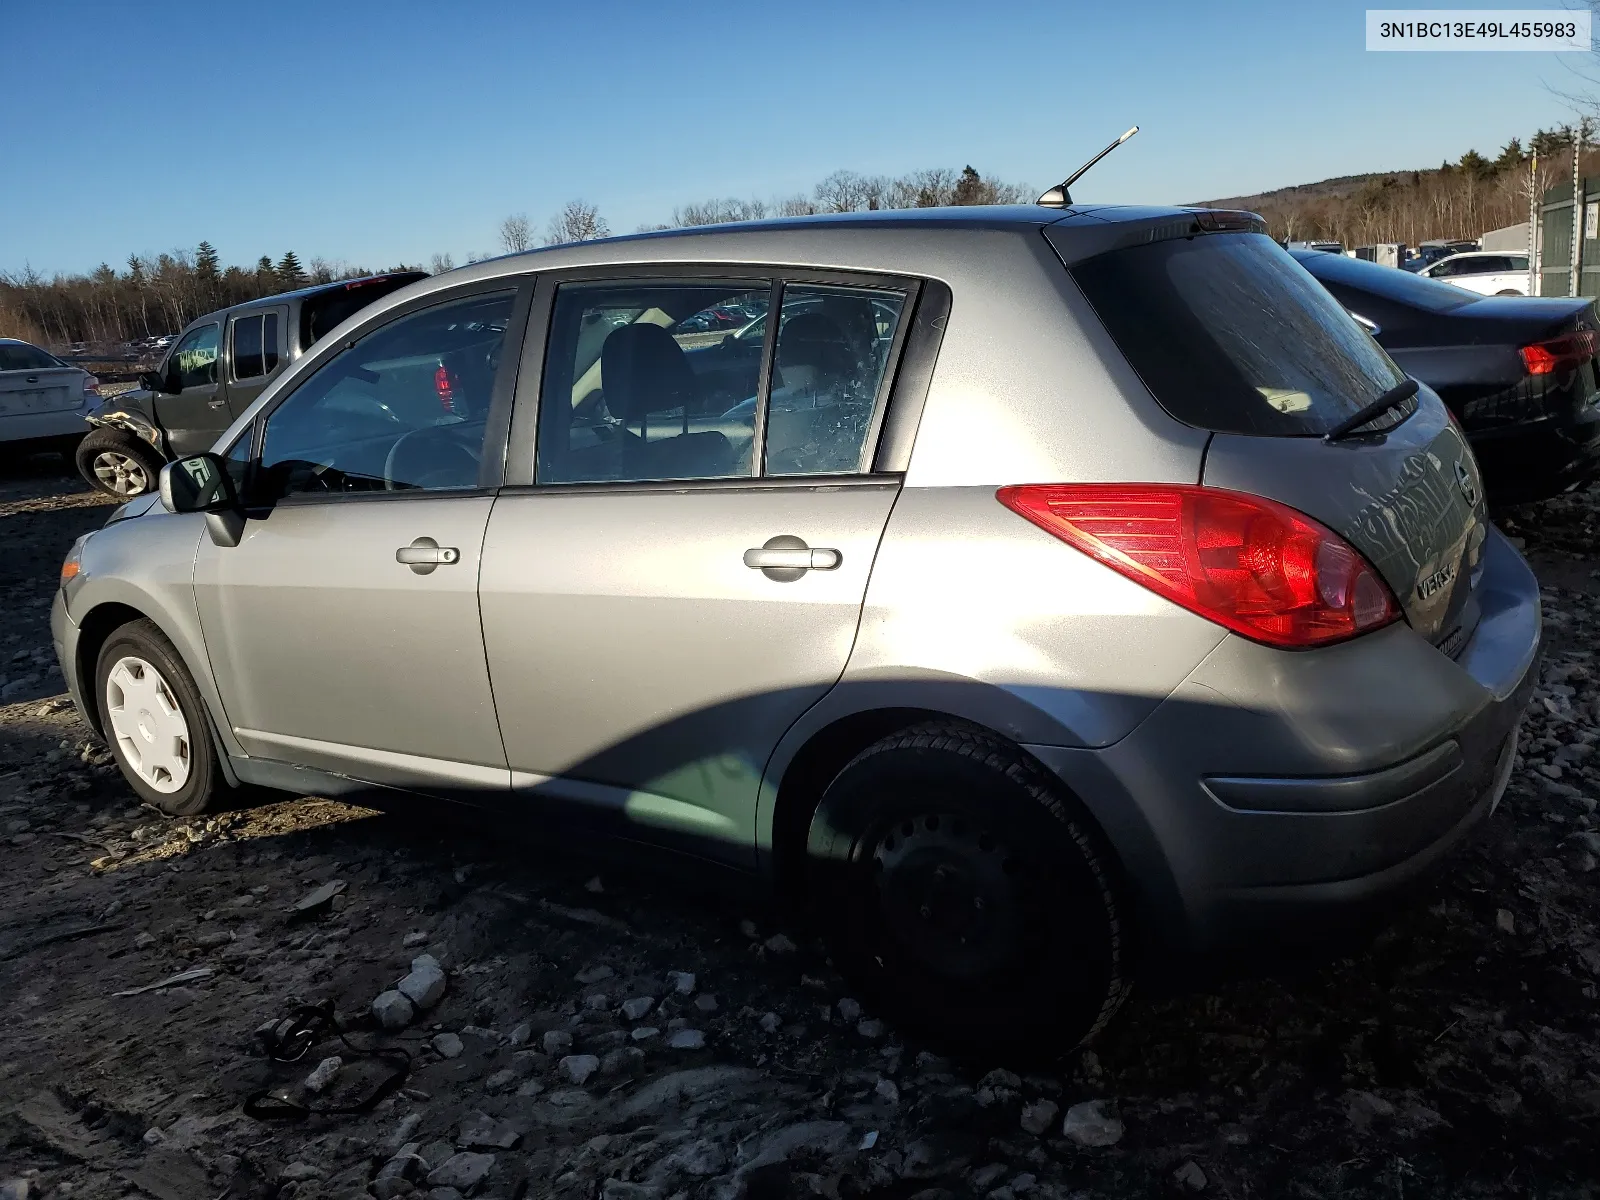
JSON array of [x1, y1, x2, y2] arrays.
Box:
[[601, 324, 697, 422]]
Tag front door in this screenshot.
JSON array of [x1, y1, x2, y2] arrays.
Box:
[[479, 274, 915, 865], [194, 288, 521, 795], [158, 321, 226, 456]]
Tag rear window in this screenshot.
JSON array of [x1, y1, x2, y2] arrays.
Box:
[[1293, 250, 1477, 314], [1073, 233, 1408, 436], [300, 275, 423, 350], [0, 343, 64, 370]]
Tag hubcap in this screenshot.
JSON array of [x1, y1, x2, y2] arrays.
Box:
[[92, 450, 150, 496], [104, 656, 191, 794], [871, 813, 1024, 979]]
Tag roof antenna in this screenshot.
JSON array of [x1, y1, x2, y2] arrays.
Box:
[[1036, 126, 1139, 207]]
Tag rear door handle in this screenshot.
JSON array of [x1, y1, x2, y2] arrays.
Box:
[[396, 536, 460, 575], [744, 536, 841, 581]]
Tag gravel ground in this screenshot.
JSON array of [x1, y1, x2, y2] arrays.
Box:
[[2, 452, 1599, 1200]]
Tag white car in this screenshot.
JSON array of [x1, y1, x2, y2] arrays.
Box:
[[1418, 251, 1532, 296], [0, 338, 100, 448]]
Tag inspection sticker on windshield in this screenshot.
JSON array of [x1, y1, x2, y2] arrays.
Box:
[[1366, 10, 1589, 49]]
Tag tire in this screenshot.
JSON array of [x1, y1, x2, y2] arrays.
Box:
[[806, 723, 1128, 1055], [95, 619, 223, 817], [76, 428, 165, 498]]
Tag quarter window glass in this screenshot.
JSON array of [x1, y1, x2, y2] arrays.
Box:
[[232, 315, 265, 380], [537, 281, 770, 484], [255, 291, 513, 500], [763, 285, 905, 475], [170, 324, 220, 389]]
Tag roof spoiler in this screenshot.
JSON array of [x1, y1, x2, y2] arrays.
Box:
[[1037, 126, 1139, 207]]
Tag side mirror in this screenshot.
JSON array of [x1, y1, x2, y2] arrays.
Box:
[[138, 370, 166, 393], [159, 453, 245, 546]]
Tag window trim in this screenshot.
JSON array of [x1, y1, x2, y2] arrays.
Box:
[[502, 263, 925, 490], [237, 278, 534, 509]]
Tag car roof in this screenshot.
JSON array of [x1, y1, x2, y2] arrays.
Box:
[[184, 271, 429, 329]]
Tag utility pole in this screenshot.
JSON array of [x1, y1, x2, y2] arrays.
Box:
[[1572, 124, 1589, 298]]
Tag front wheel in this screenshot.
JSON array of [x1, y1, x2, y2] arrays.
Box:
[[806, 723, 1129, 1055], [76, 428, 165, 498], [95, 619, 223, 816]]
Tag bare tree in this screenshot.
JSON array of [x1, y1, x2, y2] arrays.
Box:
[[429, 252, 456, 274], [670, 198, 768, 227], [498, 214, 534, 254], [544, 200, 611, 246], [813, 170, 887, 213]]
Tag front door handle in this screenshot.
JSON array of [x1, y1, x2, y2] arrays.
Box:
[[396, 536, 460, 575], [744, 535, 841, 582]]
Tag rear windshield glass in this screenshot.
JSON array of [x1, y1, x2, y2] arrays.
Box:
[[0, 343, 64, 370], [1291, 249, 1478, 314], [1072, 233, 1407, 436], [300, 276, 420, 350]]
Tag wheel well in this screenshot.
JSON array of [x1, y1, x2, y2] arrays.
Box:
[[770, 707, 976, 899], [74, 602, 146, 738]]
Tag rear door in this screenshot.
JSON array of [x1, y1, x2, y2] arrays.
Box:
[[1064, 227, 1487, 652], [225, 306, 289, 417], [478, 269, 917, 866], [0, 343, 85, 425]]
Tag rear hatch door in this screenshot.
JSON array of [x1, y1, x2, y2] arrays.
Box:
[[1060, 222, 1486, 650]]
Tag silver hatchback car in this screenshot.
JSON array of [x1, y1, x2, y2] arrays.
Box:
[[52, 205, 1540, 1050]]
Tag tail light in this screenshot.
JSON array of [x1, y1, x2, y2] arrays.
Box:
[[82, 375, 100, 397], [1520, 328, 1599, 376], [996, 484, 1401, 649], [434, 364, 457, 413]]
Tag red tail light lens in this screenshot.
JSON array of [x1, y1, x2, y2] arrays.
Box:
[[82, 375, 100, 396], [996, 484, 1401, 648], [1520, 329, 1599, 376], [434, 364, 457, 413]]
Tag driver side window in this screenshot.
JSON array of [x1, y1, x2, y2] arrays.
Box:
[[255, 291, 514, 501]]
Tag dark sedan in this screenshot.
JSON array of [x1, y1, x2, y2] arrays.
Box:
[[1295, 249, 1600, 505]]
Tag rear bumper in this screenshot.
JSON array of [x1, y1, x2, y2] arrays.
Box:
[[1468, 403, 1600, 504], [1031, 526, 1541, 966]]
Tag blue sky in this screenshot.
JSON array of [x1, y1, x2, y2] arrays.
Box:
[[2, 0, 1594, 275]]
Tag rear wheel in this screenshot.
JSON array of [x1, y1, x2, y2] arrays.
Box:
[[806, 723, 1129, 1054], [76, 428, 164, 498], [95, 620, 222, 816]]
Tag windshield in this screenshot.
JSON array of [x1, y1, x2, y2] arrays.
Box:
[[1072, 232, 1409, 437]]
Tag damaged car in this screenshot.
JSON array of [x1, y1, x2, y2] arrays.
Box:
[[76, 272, 425, 497]]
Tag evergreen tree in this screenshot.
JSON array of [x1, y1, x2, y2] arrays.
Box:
[[951, 165, 985, 205], [1457, 149, 1493, 178], [126, 255, 145, 283], [276, 251, 305, 287], [1496, 138, 1525, 169], [195, 241, 220, 281]]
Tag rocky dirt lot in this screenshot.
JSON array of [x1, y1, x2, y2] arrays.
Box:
[[2, 452, 1599, 1200]]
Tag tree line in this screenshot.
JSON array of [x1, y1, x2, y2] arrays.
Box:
[[1227, 126, 1600, 250], [0, 244, 408, 349]]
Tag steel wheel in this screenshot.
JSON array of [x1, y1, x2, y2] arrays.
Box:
[[104, 655, 191, 794], [871, 812, 1026, 980]]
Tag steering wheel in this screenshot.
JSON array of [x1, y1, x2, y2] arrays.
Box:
[[383, 425, 479, 491]]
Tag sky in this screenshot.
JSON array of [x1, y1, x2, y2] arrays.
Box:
[[3, 0, 1596, 276]]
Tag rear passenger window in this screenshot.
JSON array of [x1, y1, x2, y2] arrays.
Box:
[[764, 285, 906, 475], [537, 281, 771, 484], [263, 312, 281, 373], [232, 316, 265, 380]]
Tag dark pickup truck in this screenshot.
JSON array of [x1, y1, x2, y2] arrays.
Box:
[[77, 272, 425, 496]]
